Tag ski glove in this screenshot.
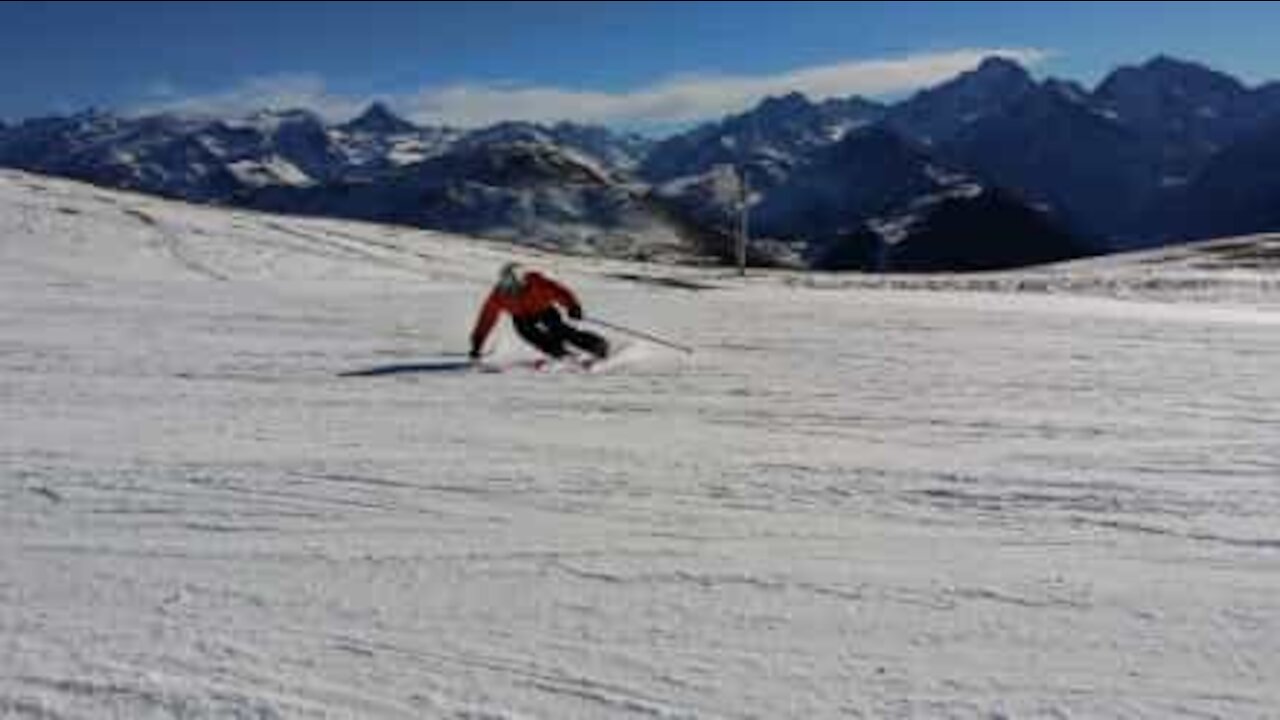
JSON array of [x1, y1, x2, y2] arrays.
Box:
[[567, 305, 583, 320]]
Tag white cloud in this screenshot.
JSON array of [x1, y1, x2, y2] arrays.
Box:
[[142, 79, 179, 100], [134, 48, 1050, 127], [133, 74, 364, 121], [404, 47, 1050, 126]]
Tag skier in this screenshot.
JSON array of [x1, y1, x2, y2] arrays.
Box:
[[469, 262, 610, 362]]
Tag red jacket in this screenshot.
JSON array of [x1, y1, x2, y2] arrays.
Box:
[[470, 272, 582, 350]]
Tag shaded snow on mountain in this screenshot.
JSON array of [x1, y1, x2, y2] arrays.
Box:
[[0, 103, 674, 260], [639, 91, 886, 184], [653, 124, 1089, 272], [889, 55, 1280, 247], [9, 54, 1280, 268], [938, 80, 1157, 245], [643, 58, 1114, 264], [866, 186, 1095, 272], [0, 104, 648, 197], [232, 109, 348, 184], [339, 101, 420, 136], [1093, 55, 1256, 185], [457, 120, 653, 172], [329, 103, 463, 181], [750, 125, 944, 247], [0, 108, 349, 201], [1254, 81, 1280, 119], [0, 110, 245, 201], [248, 139, 701, 262], [1078, 57, 1280, 245], [886, 56, 1038, 146], [750, 125, 1089, 271], [1162, 118, 1280, 242]]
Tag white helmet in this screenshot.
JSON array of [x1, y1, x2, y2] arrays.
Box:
[[497, 262, 526, 294]]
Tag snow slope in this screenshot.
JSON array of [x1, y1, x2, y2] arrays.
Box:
[[3, 170, 1280, 719]]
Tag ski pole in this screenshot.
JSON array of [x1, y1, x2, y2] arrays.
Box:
[[582, 316, 694, 354]]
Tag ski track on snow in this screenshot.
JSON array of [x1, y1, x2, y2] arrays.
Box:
[[3, 170, 1280, 719]]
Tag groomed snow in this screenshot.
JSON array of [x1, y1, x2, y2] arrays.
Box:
[[3, 170, 1279, 719]]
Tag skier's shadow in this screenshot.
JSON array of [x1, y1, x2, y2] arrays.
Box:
[[338, 360, 473, 377]]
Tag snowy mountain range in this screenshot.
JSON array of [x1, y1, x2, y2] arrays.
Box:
[[650, 55, 1280, 255], [652, 124, 1090, 271], [928, 55, 1280, 247], [639, 92, 887, 184], [4, 55, 1280, 270], [247, 139, 696, 263]]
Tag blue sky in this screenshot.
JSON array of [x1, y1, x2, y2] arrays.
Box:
[[4, 1, 1280, 128]]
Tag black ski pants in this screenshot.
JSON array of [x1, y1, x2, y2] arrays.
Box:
[[513, 309, 609, 359]]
